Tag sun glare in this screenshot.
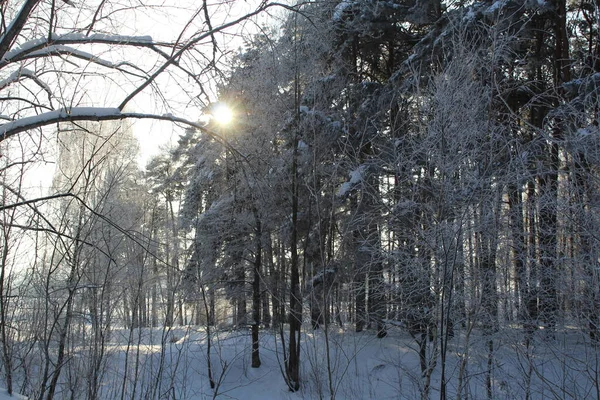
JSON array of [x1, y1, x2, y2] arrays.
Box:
[[212, 103, 233, 125]]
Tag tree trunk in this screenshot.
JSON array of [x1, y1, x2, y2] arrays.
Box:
[[251, 211, 262, 368], [286, 73, 302, 389]]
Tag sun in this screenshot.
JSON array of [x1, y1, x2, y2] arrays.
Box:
[[212, 102, 233, 125]]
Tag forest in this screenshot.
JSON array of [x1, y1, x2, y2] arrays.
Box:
[[2, 0, 600, 399]]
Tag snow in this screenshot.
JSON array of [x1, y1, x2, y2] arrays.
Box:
[[0, 388, 26, 399], [578, 128, 591, 137], [348, 166, 363, 184], [2, 38, 46, 61], [2, 325, 596, 399], [2, 33, 155, 62], [319, 74, 337, 83], [56, 32, 153, 44], [463, 8, 476, 21], [0, 107, 121, 136], [0, 67, 51, 94], [577, 127, 597, 137], [333, 0, 353, 21], [23, 45, 142, 74], [0, 68, 27, 90], [337, 165, 365, 196], [484, 0, 508, 14], [307, 268, 336, 289]]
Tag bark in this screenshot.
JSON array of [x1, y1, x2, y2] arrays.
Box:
[[251, 211, 262, 368], [286, 138, 301, 391]]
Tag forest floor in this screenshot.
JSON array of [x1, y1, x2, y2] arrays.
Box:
[[4, 324, 599, 399]]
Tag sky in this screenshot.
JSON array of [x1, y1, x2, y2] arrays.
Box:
[[11, 0, 278, 194], [126, 1, 280, 168]]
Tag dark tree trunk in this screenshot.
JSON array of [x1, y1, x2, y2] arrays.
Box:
[[251, 211, 262, 368], [286, 78, 302, 389]]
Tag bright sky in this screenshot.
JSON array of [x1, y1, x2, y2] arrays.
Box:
[[12, 0, 278, 189], [123, 0, 273, 168]]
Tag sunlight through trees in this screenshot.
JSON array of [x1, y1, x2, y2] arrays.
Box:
[[3, 0, 600, 399]]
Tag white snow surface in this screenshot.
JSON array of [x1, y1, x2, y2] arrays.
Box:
[[1, 325, 597, 399], [0, 388, 26, 400]]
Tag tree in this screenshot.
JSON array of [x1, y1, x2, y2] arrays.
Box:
[[0, 0, 291, 143]]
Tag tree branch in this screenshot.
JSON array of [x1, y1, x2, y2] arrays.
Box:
[[0, 0, 41, 60], [0, 107, 245, 157]]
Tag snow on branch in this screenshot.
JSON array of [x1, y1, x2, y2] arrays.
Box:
[[0, 107, 243, 157], [0, 0, 39, 61], [0, 67, 51, 97], [15, 45, 147, 77], [337, 165, 365, 197], [1, 33, 166, 66], [333, 0, 354, 21]]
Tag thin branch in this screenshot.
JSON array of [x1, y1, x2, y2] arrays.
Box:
[[0, 191, 172, 269], [117, 1, 287, 111]]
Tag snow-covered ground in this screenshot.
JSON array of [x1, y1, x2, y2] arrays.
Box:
[[0, 389, 26, 400], [4, 324, 599, 399]]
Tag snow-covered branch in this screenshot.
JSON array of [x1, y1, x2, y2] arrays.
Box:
[[0, 0, 40, 60], [0, 67, 52, 96], [0, 33, 173, 67], [10, 45, 147, 77], [0, 107, 240, 155]]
